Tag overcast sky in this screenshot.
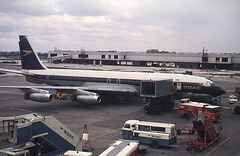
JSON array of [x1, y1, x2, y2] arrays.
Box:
[[0, 0, 239, 53]]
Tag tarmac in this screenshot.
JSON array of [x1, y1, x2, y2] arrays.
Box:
[[0, 63, 240, 156]]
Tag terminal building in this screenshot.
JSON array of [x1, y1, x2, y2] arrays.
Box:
[[48, 49, 240, 69]]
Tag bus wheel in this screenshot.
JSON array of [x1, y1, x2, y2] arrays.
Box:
[[152, 140, 159, 149]]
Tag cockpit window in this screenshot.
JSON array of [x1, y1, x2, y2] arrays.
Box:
[[204, 80, 214, 86]]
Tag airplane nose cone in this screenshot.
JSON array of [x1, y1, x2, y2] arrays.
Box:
[[209, 86, 225, 97]]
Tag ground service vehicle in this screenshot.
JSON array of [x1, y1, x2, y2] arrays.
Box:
[[64, 150, 92, 156], [186, 118, 219, 154], [229, 95, 238, 104], [99, 139, 140, 156], [177, 102, 222, 121], [122, 120, 177, 148]]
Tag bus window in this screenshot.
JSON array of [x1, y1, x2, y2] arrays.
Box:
[[124, 124, 130, 128], [151, 127, 165, 132], [138, 125, 150, 131]]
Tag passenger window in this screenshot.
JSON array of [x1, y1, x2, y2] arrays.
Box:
[[138, 125, 150, 131], [151, 127, 165, 132]]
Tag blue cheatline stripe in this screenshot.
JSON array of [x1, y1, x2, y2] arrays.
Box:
[[33, 74, 141, 86]]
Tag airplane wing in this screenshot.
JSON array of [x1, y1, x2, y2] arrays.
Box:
[[0, 85, 137, 94], [0, 68, 23, 75], [0, 85, 138, 103]]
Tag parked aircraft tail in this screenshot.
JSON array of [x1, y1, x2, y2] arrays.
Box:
[[19, 35, 47, 70]]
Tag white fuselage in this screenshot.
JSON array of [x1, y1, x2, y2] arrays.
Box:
[[24, 69, 212, 86]]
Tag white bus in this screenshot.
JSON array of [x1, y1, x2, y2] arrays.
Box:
[[122, 120, 177, 148]]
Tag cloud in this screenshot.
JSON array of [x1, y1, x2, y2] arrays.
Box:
[[0, 0, 239, 52], [0, 0, 59, 16], [57, 0, 110, 17]]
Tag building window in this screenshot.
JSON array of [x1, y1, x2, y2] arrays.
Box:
[[50, 54, 57, 57], [216, 57, 220, 62], [108, 55, 111, 59], [78, 54, 88, 58], [101, 55, 105, 59], [124, 55, 126, 59], [202, 57, 208, 62], [114, 55, 118, 59], [222, 58, 228, 62]]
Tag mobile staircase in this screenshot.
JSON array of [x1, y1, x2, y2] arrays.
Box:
[[0, 113, 82, 156]]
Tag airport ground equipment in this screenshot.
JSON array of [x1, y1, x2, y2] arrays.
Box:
[[0, 148, 30, 156], [64, 150, 92, 156], [82, 125, 94, 152], [122, 120, 177, 148], [175, 122, 194, 135], [229, 95, 238, 104], [0, 113, 82, 156], [99, 139, 140, 156], [177, 101, 222, 121], [228, 94, 240, 114], [186, 116, 219, 154]]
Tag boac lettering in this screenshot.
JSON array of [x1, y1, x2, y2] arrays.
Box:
[[183, 85, 201, 90]]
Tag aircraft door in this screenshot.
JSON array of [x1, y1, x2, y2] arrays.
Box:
[[177, 83, 182, 91]]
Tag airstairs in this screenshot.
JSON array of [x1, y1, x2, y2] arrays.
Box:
[[0, 113, 82, 156]]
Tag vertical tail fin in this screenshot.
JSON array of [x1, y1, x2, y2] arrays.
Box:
[[19, 35, 47, 70]]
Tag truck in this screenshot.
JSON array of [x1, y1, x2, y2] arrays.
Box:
[[177, 101, 222, 121], [229, 95, 238, 104], [122, 120, 177, 148]]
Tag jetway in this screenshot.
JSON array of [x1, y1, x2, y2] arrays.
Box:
[[140, 79, 174, 114], [0, 113, 82, 156], [140, 79, 173, 98]]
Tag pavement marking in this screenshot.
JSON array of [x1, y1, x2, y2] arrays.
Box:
[[225, 90, 235, 92], [90, 128, 122, 141], [206, 137, 230, 156]]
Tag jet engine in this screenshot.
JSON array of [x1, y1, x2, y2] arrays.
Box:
[[24, 93, 54, 102], [71, 94, 101, 104]]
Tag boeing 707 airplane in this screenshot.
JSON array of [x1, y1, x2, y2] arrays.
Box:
[[0, 36, 225, 112]]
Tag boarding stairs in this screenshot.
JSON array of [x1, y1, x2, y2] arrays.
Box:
[[0, 113, 82, 155]]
